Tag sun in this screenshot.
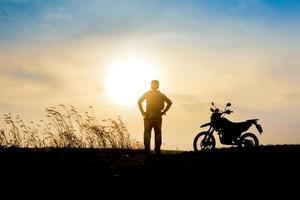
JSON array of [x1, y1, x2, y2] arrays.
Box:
[[105, 58, 158, 107]]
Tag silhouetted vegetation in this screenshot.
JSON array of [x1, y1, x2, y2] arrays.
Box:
[[0, 105, 142, 149]]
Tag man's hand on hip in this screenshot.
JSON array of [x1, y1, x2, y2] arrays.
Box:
[[141, 111, 146, 116]]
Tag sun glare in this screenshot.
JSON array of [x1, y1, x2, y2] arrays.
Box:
[[105, 58, 157, 107]]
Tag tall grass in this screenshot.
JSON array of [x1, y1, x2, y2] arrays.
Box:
[[0, 105, 142, 149]]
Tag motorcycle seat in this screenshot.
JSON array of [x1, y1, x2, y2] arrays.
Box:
[[246, 119, 259, 123], [220, 118, 253, 133]]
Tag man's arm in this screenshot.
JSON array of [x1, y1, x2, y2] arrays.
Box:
[[162, 95, 172, 115], [138, 93, 146, 116]]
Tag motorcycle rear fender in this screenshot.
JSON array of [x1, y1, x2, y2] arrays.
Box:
[[200, 122, 211, 128], [255, 123, 263, 134], [247, 119, 263, 134]]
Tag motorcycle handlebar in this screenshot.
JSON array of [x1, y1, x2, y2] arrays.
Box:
[[210, 107, 233, 115], [223, 110, 233, 114]]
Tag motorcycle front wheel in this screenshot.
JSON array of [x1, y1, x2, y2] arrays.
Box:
[[238, 132, 259, 148], [193, 132, 216, 151]]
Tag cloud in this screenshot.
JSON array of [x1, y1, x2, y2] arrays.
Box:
[[1, 0, 32, 3], [45, 7, 73, 21], [265, 65, 300, 81], [2, 66, 62, 85], [6, 68, 44, 81], [0, 6, 10, 17], [0, 42, 108, 109], [170, 94, 210, 113], [276, 92, 300, 106], [0, 65, 66, 95], [181, 103, 210, 113]]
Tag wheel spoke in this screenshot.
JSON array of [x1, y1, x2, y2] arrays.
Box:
[[194, 132, 216, 151], [240, 134, 258, 148]]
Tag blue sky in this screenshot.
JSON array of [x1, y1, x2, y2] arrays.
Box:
[[1, 0, 300, 46]]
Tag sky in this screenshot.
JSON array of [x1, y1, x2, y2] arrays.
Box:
[[1, 0, 300, 150]]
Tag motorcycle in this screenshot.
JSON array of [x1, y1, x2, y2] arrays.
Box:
[[193, 102, 263, 151]]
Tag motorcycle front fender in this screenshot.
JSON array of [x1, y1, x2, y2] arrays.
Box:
[[200, 122, 211, 128]]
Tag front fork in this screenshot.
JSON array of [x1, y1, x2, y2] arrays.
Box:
[[204, 127, 214, 140]]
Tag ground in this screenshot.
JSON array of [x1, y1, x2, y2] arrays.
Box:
[[0, 145, 299, 197]]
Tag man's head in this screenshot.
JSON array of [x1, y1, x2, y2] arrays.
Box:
[[151, 80, 159, 91]]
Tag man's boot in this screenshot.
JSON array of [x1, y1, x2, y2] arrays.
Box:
[[155, 148, 161, 155], [144, 148, 150, 155]]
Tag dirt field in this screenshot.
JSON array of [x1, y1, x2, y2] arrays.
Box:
[[0, 145, 299, 198]]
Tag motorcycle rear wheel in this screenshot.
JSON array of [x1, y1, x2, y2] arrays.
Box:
[[193, 132, 216, 151], [238, 132, 259, 148]]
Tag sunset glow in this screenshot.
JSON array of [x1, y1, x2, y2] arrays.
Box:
[[105, 58, 157, 107], [1, 0, 300, 150]]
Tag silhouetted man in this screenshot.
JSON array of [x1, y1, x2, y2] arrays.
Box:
[[138, 80, 172, 155]]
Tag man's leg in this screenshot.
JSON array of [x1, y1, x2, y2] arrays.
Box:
[[144, 119, 152, 154], [154, 118, 162, 154]]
